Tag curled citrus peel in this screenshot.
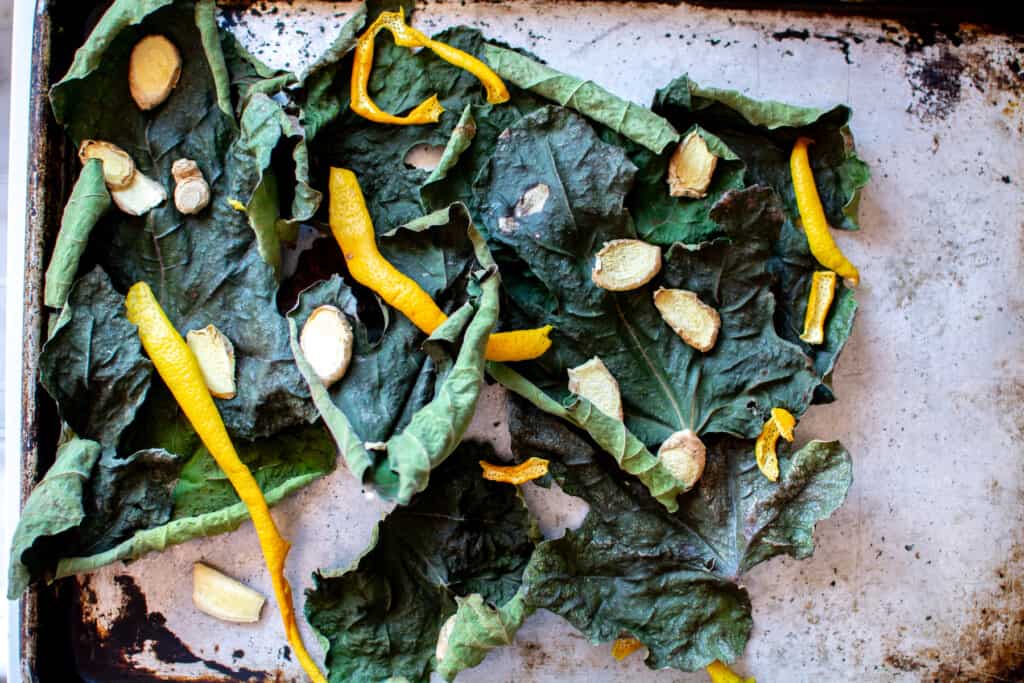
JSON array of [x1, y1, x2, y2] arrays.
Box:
[[754, 407, 796, 482], [125, 282, 326, 683], [790, 137, 860, 286], [800, 270, 837, 345], [328, 168, 552, 361], [479, 457, 550, 485], [611, 637, 644, 660], [706, 659, 756, 683], [351, 9, 509, 125]]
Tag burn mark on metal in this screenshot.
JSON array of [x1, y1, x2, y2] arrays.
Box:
[[72, 575, 280, 682]]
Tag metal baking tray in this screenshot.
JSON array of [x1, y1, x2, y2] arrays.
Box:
[[11, 1, 1024, 681]]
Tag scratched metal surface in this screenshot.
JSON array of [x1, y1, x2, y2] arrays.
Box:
[[50, 2, 1024, 682]]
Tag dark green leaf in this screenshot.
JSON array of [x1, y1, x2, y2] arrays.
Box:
[[474, 108, 817, 450], [171, 423, 336, 519], [305, 442, 539, 683], [652, 74, 870, 232], [117, 383, 201, 459], [419, 98, 544, 215], [40, 268, 153, 449], [53, 1, 316, 439], [627, 125, 747, 245], [288, 205, 499, 503], [75, 448, 181, 557], [510, 397, 853, 671]]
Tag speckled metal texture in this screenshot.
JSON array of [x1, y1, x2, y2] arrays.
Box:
[[17, 1, 1024, 682]]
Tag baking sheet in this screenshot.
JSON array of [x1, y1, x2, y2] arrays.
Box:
[[21, 1, 1024, 681]]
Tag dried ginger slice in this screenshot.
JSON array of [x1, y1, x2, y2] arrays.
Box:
[[667, 130, 718, 198], [657, 429, 706, 491], [186, 325, 236, 399], [568, 357, 623, 420], [299, 305, 354, 388], [110, 171, 167, 216], [129, 35, 182, 111], [78, 140, 135, 190], [192, 563, 265, 623], [591, 239, 662, 292], [653, 288, 721, 352]]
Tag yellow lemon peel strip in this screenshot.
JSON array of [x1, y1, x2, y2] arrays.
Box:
[[484, 324, 554, 362], [611, 637, 644, 660], [754, 407, 796, 482], [706, 659, 756, 683], [125, 282, 326, 683], [790, 138, 860, 286], [351, 9, 509, 125], [799, 270, 837, 345], [479, 457, 550, 485], [328, 168, 552, 361]]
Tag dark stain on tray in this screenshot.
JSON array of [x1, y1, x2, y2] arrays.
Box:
[[73, 574, 280, 682], [906, 47, 964, 121], [771, 27, 862, 64], [767, 18, 1023, 124], [883, 542, 1024, 681]]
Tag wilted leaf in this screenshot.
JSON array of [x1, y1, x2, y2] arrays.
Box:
[[305, 443, 539, 683]]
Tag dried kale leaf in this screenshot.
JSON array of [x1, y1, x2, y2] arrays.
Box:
[[511, 397, 853, 671]]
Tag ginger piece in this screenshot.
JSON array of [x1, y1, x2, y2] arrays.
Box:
[[172, 159, 211, 215], [657, 429, 706, 491], [568, 357, 623, 420], [110, 170, 167, 216], [186, 325, 237, 399], [653, 288, 721, 352], [129, 35, 182, 111], [192, 562, 265, 624], [78, 140, 135, 190], [667, 130, 718, 199], [299, 305, 354, 388], [591, 239, 662, 292]]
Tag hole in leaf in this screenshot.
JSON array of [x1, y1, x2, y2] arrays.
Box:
[[403, 144, 445, 171]]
